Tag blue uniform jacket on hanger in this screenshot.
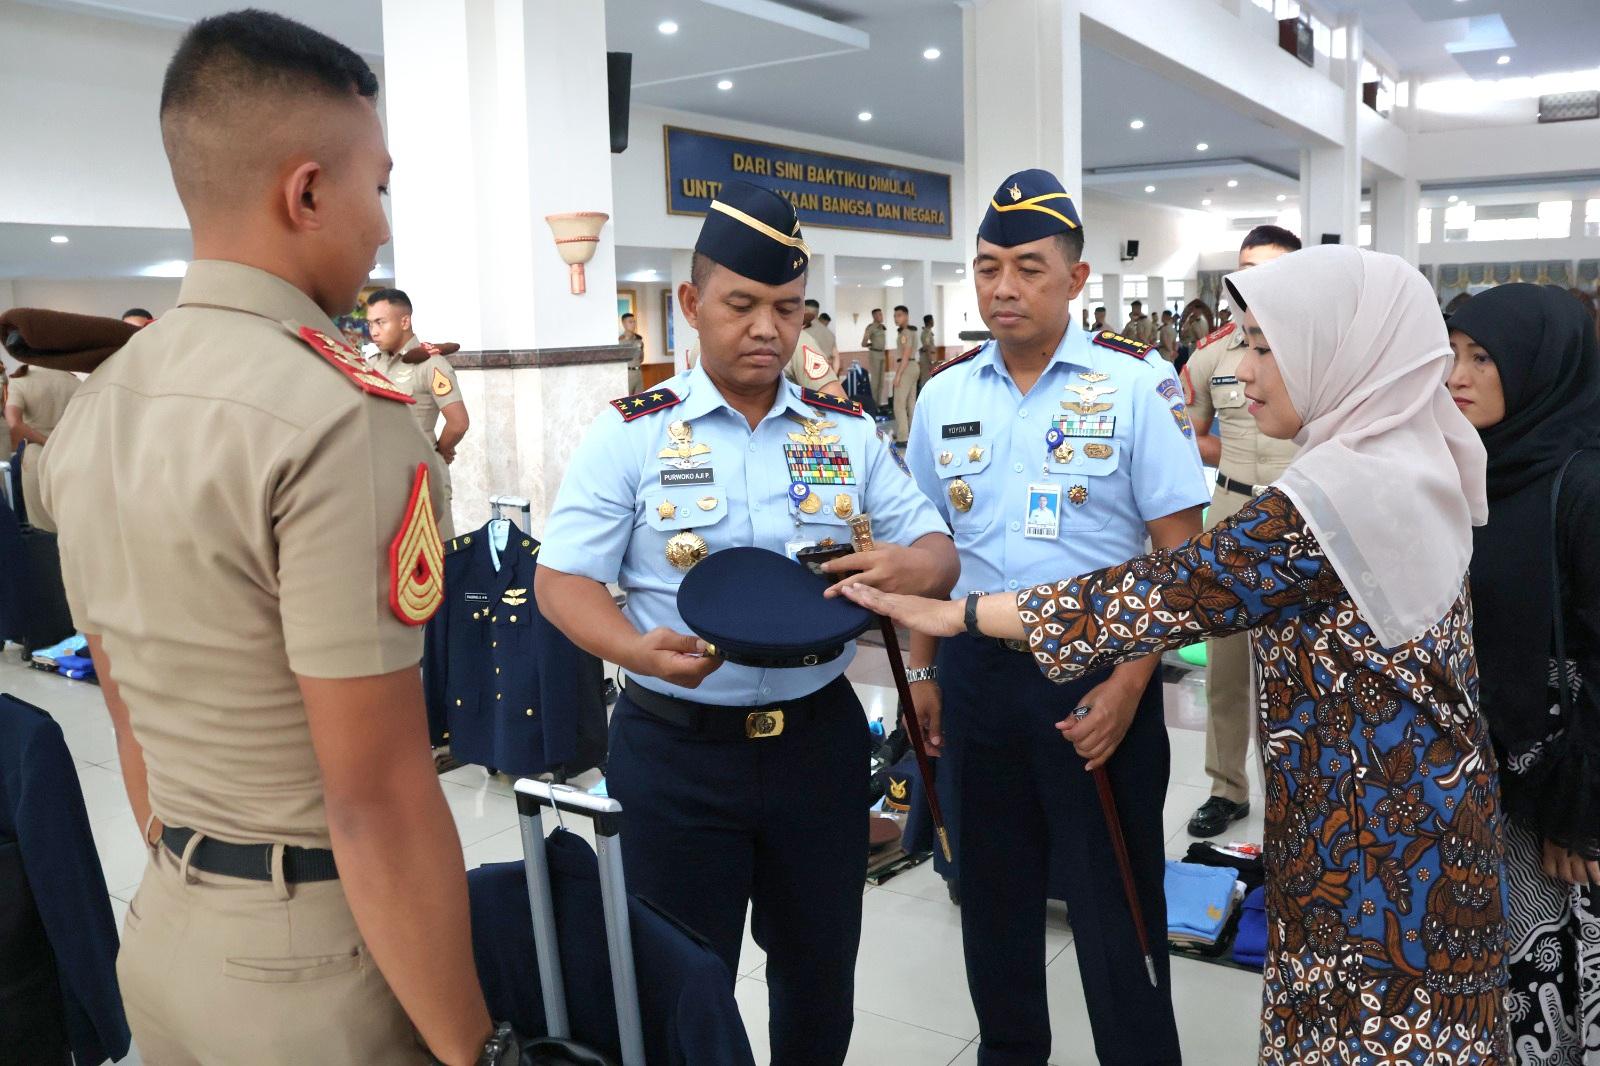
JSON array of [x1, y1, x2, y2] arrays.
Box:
[[0, 694, 130, 1064], [424, 521, 606, 777]]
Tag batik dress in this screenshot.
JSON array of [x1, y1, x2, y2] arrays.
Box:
[[1015, 489, 1510, 1064]]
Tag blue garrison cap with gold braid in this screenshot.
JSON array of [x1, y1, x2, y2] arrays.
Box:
[[977, 168, 1082, 247], [695, 180, 811, 286]]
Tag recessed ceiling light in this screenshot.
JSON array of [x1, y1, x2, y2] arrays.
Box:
[[1201, 199, 1212, 206], [1226, 179, 1239, 188], [956, 267, 965, 274], [1448, 194, 1459, 202], [1129, 119, 1145, 130], [716, 79, 733, 90], [1144, 185, 1156, 193], [858, 110, 872, 122], [1496, 54, 1510, 65], [50, 234, 69, 244], [1195, 142, 1209, 151], [923, 47, 941, 60], [881, 263, 892, 270], [657, 19, 678, 34], [1276, 193, 1288, 202]]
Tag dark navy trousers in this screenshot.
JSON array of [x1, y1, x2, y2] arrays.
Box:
[[939, 634, 1181, 1066], [605, 676, 869, 1066]]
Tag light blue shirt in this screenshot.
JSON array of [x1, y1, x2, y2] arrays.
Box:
[[907, 326, 1210, 597], [541, 362, 947, 706]]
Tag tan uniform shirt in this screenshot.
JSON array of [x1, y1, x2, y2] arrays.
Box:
[[1122, 313, 1158, 345], [862, 322, 887, 353], [7, 367, 80, 531], [379, 334, 463, 439], [1182, 323, 1298, 489], [811, 323, 838, 362], [786, 325, 840, 390], [40, 261, 442, 848]]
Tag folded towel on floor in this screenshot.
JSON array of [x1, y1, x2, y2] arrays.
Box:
[[1165, 861, 1240, 944]]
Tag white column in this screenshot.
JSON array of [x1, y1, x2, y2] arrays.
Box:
[[669, 248, 699, 371], [805, 250, 831, 310], [907, 259, 934, 335], [1101, 273, 1123, 328], [1301, 17, 1362, 246], [1570, 199, 1584, 240], [1146, 276, 1167, 317], [1373, 177, 1420, 263], [382, 0, 626, 535], [1430, 204, 1446, 245]]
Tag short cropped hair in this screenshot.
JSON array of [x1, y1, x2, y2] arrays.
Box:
[[1240, 225, 1302, 254], [804, 299, 820, 310], [893, 305, 909, 315], [121, 308, 154, 320], [366, 287, 412, 313]]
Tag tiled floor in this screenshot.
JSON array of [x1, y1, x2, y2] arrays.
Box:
[[11, 645, 1267, 1065]]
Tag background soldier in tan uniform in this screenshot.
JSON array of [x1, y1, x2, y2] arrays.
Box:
[[861, 307, 888, 404], [4, 363, 79, 531], [36, 12, 510, 1064], [1121, 298, 1158, 345], [367, 287, 468, 539], [890, 304, 920, 444], [618, 311, 644, 393], [1180, 223, 1302, 838], [919, 313, 937, 379]]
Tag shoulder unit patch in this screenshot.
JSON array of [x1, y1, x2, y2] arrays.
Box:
[[1091, 330, 1152, 360], [298, 325, 415, 403], [390, 463, 446, 625], [801, 388, 865, 417], [930, 344, 983, 379], [610, 387, 682, 422]]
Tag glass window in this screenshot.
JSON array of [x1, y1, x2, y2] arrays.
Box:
[[1443, 201, 1574, 242], [1085, 277, 1104, 304], [1538, 201, 1572, 239], [1587, 199, 1600, 239], [1417, 207, 1432, 245]]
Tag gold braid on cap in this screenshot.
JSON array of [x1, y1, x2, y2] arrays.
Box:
[[708, 199, 811, 256], [987, 191, 1080, 229]]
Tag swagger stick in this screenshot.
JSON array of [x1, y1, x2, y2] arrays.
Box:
[[847, 514, 952, 863], [1074, 705, 1160, 987]]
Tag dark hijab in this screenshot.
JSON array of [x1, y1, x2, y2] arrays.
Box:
[[1453, 284, 1600, 751]]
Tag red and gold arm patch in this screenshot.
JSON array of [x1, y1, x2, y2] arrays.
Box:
[[389, 463, 446, 625]]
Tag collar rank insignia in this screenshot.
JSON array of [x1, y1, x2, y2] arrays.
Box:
[[298, 325, 415, 403], [389, 463, 446, 625], [1201, 322, 1236, 348], [800, 388, 865, 417], [1091, 330, 1152, 360], [610, 387, 682, 422], [930, 345, 983, 379]]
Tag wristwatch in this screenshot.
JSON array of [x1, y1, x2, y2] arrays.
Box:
[[964, 592, 983, 638], [432, 1022, 518, 1066], [905, 665, 939, 684]]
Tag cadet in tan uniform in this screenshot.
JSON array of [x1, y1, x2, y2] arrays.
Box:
[[1121, 299, 1158, 345], [861, 307, 888, 403], [890, 304, 920, 444], [1180, 223, 1303, 839], [785, 327, 848, 398], [36, 12, 513, 1065], [815, 310, 840, 372], [919, 313, 937, 378], [618, 311, 644, 393], [367, 288, 468, 539], [4, 363, 80, 531]]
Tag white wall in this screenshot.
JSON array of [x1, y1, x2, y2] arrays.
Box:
[[9, 278, 181, 317], [1409, 121, 1600, 184], [1419, 237, 1599, 268]]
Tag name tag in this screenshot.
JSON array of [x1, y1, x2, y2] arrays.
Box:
[[942, 421, 981, 439], [660, 468, 714, 486], [464, 592, 491, 603], [1211, 375, 1238, 386]]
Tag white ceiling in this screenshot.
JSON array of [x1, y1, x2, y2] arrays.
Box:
[[1319, 0, 1599, 82]]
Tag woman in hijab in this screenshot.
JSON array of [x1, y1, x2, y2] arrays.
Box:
[[1447, 283, 1600, 1063], [841, 246, 1508, 1063]]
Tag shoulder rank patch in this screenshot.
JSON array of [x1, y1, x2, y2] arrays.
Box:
[[298, 326, 415, 404], [1091, 330, 1152, 360], [930, 345, 983, 379], [389, 463, 446, 626], [430, 366, 454, 398], [1199, 322, 1236, 349], [802, 345, 831, 382], [610, 387, 682, 422], [801, 388, 864, 417]]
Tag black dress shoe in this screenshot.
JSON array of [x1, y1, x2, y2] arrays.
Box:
[[1188, 797, 1249, 838]]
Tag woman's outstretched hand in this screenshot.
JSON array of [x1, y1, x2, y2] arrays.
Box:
[[840, 584, 965, 638]]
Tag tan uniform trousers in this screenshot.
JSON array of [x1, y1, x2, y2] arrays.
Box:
[[1204, 483, 1257, 804], [119, 836, 426, 1065], [892, 359, 922, 444]]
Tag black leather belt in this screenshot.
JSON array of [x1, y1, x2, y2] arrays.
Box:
[[1216, 472, 1268, 498], [622, 677, 846, 740], [161, 826, 339, 883]]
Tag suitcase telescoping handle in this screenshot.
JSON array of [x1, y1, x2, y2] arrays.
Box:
[[514, 779, 645, 1066]]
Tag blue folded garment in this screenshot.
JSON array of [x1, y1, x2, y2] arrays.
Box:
[[56, 654, 95, 680], [1165, 860, 1239, 943], [31, 632, 87, 665], [1232, 885, 1267, 968]]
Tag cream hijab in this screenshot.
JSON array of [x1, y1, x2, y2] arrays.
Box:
[[1225, 245, 1488, 647]]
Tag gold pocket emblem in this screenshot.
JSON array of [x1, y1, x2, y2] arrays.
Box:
[[949, 478, 974, 513], [664, 531, 709, 570]]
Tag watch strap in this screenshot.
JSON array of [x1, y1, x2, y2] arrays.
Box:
[[964, 592, 982, 638]]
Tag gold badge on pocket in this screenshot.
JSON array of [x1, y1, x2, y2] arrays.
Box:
[[834, 494, 854, 519], [665, 531, 709, 570], [949, 478, 974, 513], [1084, 443, 1113, 459]]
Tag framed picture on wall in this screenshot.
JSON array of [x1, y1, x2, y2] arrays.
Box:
[[662, 289, 675, 359]]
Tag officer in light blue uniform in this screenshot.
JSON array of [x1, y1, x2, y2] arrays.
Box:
[[536, 180, 956, 1066], [905, 169, 1209, 1066]]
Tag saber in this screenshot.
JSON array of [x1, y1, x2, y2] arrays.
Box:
[[847, 514, 953, 863], [1074, 704, 1159, 987]]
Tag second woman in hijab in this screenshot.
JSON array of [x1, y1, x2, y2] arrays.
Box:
[[1448, 283, 1600, 1064], [842, 246, 1509, 1064]]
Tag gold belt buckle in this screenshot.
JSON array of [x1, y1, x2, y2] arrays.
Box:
[[745, 709, 785, 739]]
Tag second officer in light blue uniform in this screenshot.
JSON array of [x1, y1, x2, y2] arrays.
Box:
[[535, 180, 956, 1066], [904, 169, 1210, 1065]]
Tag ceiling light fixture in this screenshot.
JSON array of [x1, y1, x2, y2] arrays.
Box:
[[1129, 119, 1145, 130], [923, 47, 941, 60], [1227, 179, 1239, 188], [1448, 194, 1459, 202], [956, 267, 965, 274], [657, 19, 678, 34], [50, 234, 69, 244], [1496, 54, 1510, 65], [1144, 185, 1156, 193], [1195, 142, 1209, 151], [1201, 199, 1212, 206], [716, 79, 733, 90], [1276, 193, 1287, 202], [881, 263, 892, 270], [857, 110, 872, 122]]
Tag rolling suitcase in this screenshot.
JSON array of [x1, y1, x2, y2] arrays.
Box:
[[515, 780, 644, 1066]]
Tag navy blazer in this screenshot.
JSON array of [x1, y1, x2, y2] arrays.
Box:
[[469, 833, 755, 1066], [424, 522, 605, 776], [0, 695, 130, 1064]]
